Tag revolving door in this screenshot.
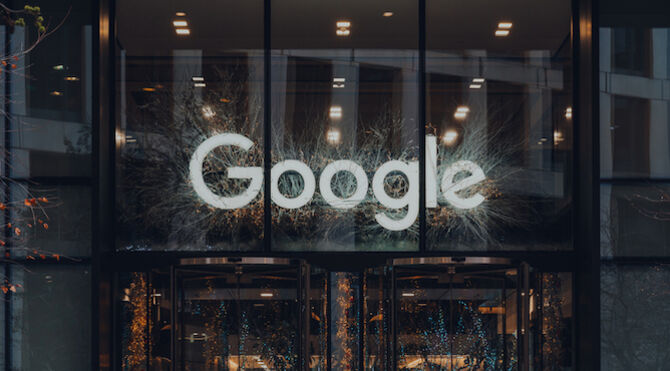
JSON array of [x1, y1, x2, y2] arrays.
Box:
[[391, 257, 527, 371], [117, 257, 569, 370]]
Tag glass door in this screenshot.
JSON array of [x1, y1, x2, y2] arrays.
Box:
[[175, 258, 302, 371], [392, 257, 527, 371]]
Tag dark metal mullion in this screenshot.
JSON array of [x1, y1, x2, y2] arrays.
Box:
[[326, 272, 332, 370], [263, 0, 272, 253], [418, 0, 427, 253], [146, 271, 152, 369], [170, 266, 176, 370], [4, 15, 12, 371], [502, 272, 507, 371], [391, 267, 397, 370], [574, 0, 600, 368], [358, 271, 365, 370]]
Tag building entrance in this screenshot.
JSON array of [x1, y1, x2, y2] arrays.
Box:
[[117, 257, 569, 371]]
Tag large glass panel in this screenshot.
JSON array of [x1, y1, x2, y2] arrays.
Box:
[[115, 0, 264, 251], [177, 264, 300, 370], [599, 2, 670, 257], [8, 0, 93, 179], [10, 265, 91, 371], [11, 183, 91, 258], [271, 0, 419, 251], [426, 0, 573, 250], [395, 263, 518, 370], [601, 263, 670, 370]]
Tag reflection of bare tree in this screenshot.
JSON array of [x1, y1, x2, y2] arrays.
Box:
[[121, 64, 535, 250], [601, 264, 670, 370]]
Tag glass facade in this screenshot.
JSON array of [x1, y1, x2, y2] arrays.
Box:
[[0, 0, 665, 370], [599, 1, 670, 370], [115, 0, 574, 252]]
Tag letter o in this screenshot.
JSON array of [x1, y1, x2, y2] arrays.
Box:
[[319, 160, 368, 209], [271, 160, 316, 209]]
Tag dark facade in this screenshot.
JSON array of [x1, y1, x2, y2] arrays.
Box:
[[0, 0, 667, 370]]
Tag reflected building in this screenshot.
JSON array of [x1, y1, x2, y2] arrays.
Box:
[[0, 0, 667, 370]]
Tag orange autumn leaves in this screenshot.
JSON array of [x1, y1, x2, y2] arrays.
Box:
[[0, 196, 50, 252], [0, 55, 20, 73]]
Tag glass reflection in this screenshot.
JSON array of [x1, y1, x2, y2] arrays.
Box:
[[395, 264, 518, 370], [426, 0, 573, 250], [177, 265, 299, 370], [271, 0, 419, 251], [115, 0, 264, 251]]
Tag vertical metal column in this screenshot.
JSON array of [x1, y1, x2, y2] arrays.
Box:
[[519, 262, 530, 371], [418, 0, 427, 253], [262, 0, 272, 253], [170, 266, 176, 371]]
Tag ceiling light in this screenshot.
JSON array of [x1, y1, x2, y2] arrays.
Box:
[[402, 292, 415, 297], [125, 135, 137, 143], [173, 20, 188, 27], [329, 106, 342, 119], [469, 84, 482, 89], [336, 21, 351, 37], [456, 106, 470, 113], [498, 22, 513, 29], [260, 292, 273, 297], [52, 65, 64, 70], [495, 29, 510, 37], [175, 28, 190, 35], [142, 87, 156, 92], [194, 82, 206, 87], [383, 11, 394, 17], [326, 128, 341, 144], [443, 129, 459, 145], [565, 107, 572, 119], [64, 76, 79, 81], [49, 91, 62, 96], [175, 11, 186, 16], [192, 76, 204, 82], [333, 77, 345, 88], [472, 77, 485, 83]]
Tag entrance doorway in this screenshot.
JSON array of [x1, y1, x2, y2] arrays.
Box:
[[116, 257, 570, 370]]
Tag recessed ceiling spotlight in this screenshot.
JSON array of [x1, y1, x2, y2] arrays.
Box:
[[192, 76, 204, 82], [565, 107, 573, 119], [260, 292, 273, 297], [175, 28, 190, 35], [329, 106, 342, 119], [469, 84, 482, 89], [454, 106, 469, 119], [175, 11, 186, 16], [495, 29, 510, 37], [443, 129, 459, 145], [326, 128, 341, 144], [383, 11, 394, 17], [498, 21, 513, 29], [193, 82, 206, 88], [332, 77, 345, 88], [472, 77, 485, 83], [64, 76, 80, 81], [173, 20, 188, 27], [336, 20, 351, 36], [402, 292, 415, 297]]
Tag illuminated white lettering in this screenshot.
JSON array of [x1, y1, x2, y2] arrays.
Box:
[[190, 133, 488, 231]]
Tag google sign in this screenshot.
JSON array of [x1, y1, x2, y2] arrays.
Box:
[[190, 133, 486, 231]]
